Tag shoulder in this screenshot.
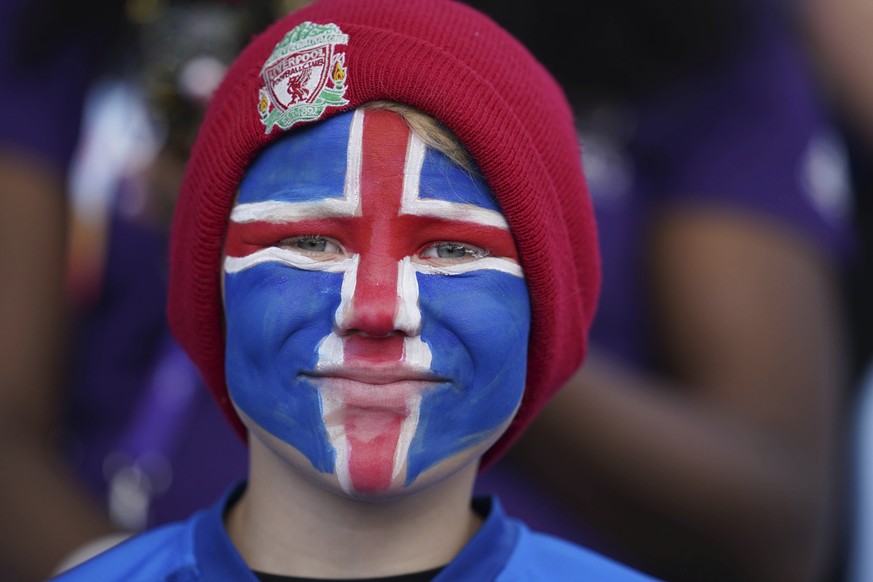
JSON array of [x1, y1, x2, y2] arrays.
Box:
[[500, 526, 660, 581], [50, 518, 200, 582], [462, 496, 658, 581]]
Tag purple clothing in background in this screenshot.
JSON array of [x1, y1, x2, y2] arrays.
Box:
[[65, 209, 247, 528], [587, 6, 852, 368], [0, 0, 104, 169], [475, 3, 852, 549], [0, 0, 248, 530]]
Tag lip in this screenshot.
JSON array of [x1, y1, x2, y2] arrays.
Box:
[[305, 364, 447, 386], [303, 366, 449, 413]]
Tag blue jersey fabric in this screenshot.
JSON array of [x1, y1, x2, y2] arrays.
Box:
[[51, 482, 658, 581]]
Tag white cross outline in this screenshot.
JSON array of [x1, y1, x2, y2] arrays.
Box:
[[223, 109, 523, 492]]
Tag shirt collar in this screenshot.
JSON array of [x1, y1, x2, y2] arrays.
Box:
[[193, 481, 519, 580]]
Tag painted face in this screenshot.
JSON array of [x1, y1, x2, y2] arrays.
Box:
[[223, 108, 530, 497]]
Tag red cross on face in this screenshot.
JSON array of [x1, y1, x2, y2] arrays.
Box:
[[224, 108, 524, 494], [226, 108, 520, 366]]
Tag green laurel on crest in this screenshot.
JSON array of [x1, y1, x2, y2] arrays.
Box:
[[269, 22, 349, 63], [319, 87, 350, 105]]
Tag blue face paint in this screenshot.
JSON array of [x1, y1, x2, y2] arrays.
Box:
[[223, 108, 530, 495]]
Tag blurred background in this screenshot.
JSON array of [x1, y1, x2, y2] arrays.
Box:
[[463, 3, 869, 582], [0, 0, 870, 580]]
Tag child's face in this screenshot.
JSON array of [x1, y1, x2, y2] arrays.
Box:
[[223, 108, 530, 497]]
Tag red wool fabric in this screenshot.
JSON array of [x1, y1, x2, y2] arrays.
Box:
[[167, 0, 601, 469]]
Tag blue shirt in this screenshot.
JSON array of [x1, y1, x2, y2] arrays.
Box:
[[51, 483, 658, 581]]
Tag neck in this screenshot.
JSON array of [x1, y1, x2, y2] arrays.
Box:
[[226, 432, 483, 578]]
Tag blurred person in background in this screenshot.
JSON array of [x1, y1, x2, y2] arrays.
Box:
[[0, 1, 127, 578], [463, 1, 854, 580], [798, 1, 873, 580], [0, 1, 294, 579], [57, 0, 265, 554]]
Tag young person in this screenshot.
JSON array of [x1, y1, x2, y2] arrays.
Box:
[[52, 0, 655, 579]]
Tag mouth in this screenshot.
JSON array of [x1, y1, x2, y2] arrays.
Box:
[[305, 363, 447, 386], [303, 365, 449, 412]]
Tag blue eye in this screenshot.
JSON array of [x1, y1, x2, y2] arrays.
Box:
[[279, 235, 344, 258], [420, 242, 490, 262], [435, 243, 470, 259], [296, 237, 329, 252]]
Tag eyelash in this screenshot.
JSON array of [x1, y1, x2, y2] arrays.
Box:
[[279, 235, 343, 255], [421, 241, 491, 260]]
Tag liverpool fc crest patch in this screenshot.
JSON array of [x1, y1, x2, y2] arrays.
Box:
[[258, 22, 350, 133]]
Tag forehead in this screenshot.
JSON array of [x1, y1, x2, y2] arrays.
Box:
[[237, 109, 502, 211]]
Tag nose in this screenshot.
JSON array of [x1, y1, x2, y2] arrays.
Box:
[[335, 255, 421, 337], [341, 279, 400, 337]]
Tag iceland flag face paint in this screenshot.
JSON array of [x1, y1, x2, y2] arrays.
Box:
[[223, 108, 530, 497]]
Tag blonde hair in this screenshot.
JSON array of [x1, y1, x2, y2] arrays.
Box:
[[363, 101, 474, 172]]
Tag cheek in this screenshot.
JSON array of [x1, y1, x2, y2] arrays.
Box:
[[405, 273, 530, 482], [419, 272, 530, 389], [223, 266, 343, 472], [224, 267, 339, 358]]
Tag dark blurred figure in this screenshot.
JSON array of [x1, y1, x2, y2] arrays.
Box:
[[0, 1, 128, 578], [0, 1, 280, 579], [797, 2, 873, 580], [465, 1, 853, 581], [59, 0, 267, 535]]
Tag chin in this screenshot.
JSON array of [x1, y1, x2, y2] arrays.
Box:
[[242, 409, 508, 502]]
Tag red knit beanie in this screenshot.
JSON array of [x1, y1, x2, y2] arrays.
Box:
[[168, 0, 600, 469]]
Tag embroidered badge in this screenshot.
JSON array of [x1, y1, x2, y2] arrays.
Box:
[[258, 21, 350, 133]]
